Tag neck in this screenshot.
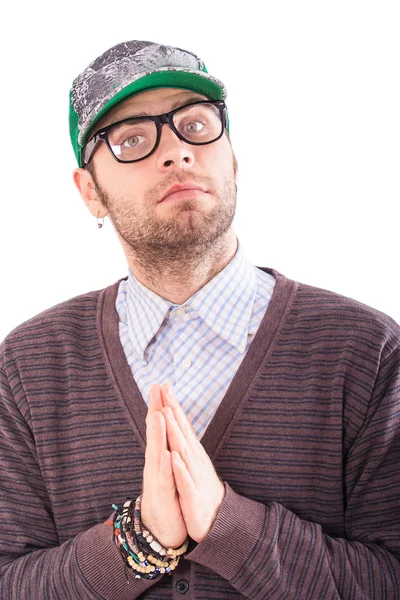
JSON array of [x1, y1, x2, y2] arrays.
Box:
[[125, 230, 238, 305]]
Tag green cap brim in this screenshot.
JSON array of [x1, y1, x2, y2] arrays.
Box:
[[70, 70, 225, 167]]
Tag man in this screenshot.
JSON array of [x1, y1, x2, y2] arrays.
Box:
[[0, 39, 399, 599]]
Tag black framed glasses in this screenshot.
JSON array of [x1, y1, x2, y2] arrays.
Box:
[[82, 99, 227, 166]]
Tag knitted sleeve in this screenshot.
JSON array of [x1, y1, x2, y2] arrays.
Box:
[[0, 346, 156, 599], [187, 345, 400, 599]]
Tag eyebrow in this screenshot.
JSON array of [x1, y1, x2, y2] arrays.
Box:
[[108, 94, 207, 125]]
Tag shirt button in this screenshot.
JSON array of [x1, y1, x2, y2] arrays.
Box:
[[182, 358, 191, 369], [176, 579, 189, 594]]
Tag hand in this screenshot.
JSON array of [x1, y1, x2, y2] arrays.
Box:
[[160, 383, 226, 544], [141, 385, 188, 549]]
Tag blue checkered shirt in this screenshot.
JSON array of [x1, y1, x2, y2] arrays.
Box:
[[116, 240, 276, 439]]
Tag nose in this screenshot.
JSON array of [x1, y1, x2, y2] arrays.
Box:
[[155, 124, 195, 172]]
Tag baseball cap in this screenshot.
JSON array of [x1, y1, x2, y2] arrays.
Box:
[[69, 40, 228, 167]]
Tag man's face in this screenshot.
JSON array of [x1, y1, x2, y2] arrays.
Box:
[[87, 87, 238, 255]]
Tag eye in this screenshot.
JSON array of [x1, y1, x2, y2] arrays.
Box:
[[183, 121, 205, 134], [122, 135, 145, 148]]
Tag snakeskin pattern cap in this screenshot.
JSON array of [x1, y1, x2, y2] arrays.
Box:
[[69, 40, 227, 166]]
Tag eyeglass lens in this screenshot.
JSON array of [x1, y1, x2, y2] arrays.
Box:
[[107, 102, 223, 162]]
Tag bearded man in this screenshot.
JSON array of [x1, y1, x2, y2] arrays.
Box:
[[0, 40, 399, 599]]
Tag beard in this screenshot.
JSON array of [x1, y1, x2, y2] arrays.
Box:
[[91, 162, 237, 268]]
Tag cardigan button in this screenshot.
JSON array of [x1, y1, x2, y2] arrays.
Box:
[[176, 579, 189, 594]]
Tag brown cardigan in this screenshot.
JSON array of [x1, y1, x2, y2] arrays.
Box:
[[0, 268, 399, 599]]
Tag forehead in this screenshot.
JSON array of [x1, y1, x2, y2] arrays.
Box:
[[98, 88, 208, 129]]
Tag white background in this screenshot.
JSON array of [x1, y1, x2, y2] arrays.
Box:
[[0, 0, 399, 341]]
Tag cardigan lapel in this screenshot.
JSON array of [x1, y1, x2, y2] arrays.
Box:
[[98, 269, 298, 461]]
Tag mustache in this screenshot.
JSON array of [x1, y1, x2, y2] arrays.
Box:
[[146, 172, 214, 203]]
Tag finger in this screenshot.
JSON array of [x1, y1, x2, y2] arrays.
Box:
[[145, 411, 168, 465], [171, 450, 196, 497], [162, 406, 191, 463], [147, 384, 163, 418], [161, 383, 196, 440], [143, 411, 168, 496], [159, 449, 176, 494]]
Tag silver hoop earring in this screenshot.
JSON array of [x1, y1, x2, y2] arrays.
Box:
[[97, 212, 105, 229]]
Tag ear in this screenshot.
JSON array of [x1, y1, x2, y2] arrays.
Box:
[[73, 168, 108, 219]]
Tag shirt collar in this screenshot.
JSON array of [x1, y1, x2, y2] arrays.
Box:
[[124, 272, 172, 363], [123, 239, 257, 360], [189, 241, 257, 353]]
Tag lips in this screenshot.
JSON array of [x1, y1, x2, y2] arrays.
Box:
[[159, 183, 207, 203]]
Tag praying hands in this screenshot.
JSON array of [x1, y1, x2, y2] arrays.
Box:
[[141, 383, 226, 549]]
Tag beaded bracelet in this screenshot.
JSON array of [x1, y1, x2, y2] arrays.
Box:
[[113, 502, 182, 579], [133, 495, 189, 559], [113, 503, 162, 579], [112, 497, 189, 580]]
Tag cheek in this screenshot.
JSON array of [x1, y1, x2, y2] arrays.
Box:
[[196, 143, 234, 176], [101, 165, 146, 198]]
